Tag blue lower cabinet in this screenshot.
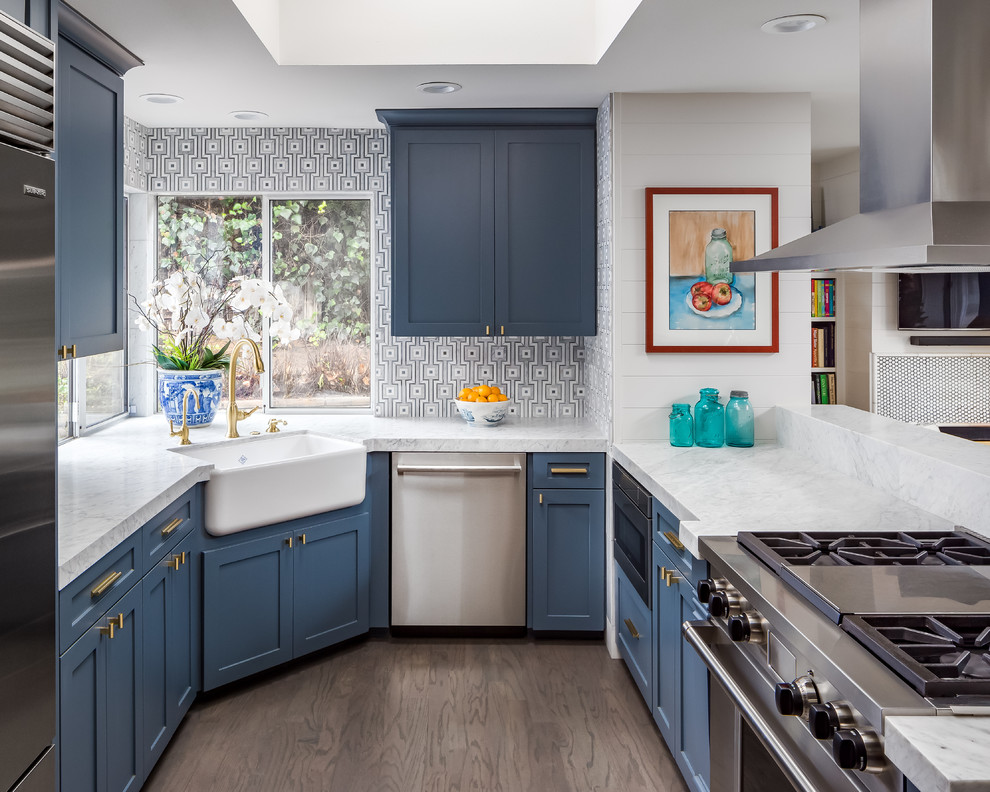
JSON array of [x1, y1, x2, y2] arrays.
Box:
[[141, 531, 198, 772], [202, 508, 371, 690], [60, 583, 143, 792], [292, 514, 369, 656], [531, 488, 605, 631], [615, 561, 652, 704], [653, 541, 710, 792], [202, 531, 293, 690]]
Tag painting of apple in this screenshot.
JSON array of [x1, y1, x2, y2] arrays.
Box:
[[712, 282, 733, 305], [690, 281, 714, 298], [691, 291, 713, 312]]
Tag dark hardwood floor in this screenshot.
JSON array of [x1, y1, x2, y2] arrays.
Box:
[[144, 636, 688, 792]]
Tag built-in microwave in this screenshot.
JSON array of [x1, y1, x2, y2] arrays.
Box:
[[612, 462, 652, 607]]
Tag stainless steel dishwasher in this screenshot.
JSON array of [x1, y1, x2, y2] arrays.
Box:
[[391, 452, 526, 629]]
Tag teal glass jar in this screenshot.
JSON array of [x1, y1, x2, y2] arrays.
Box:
[[695, 388, 725, 448], [669, 403, 694, 447], [704, 228, 734, 284], [725, 390, 755, 447]]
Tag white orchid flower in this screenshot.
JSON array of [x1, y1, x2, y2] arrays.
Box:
[[214, 320, 237, 340], [134, 314, 152, 331], [184, 307, 210, 331]]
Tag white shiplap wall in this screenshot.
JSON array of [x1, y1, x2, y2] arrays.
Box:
[[610, 93, 813, 442]]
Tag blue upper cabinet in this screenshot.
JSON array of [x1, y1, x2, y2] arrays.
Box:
[[379, 109, 597, 338], [55, 4, 140, 359]]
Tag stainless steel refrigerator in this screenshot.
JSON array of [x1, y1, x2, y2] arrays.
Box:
[[0, 140, 57, 791]]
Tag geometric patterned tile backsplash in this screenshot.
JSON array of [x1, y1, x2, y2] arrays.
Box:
[[875, 354, 990, 425], [129, 120, 589, 418]]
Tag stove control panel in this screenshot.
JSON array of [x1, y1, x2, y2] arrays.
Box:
[[774, 675, 819, 718], [832, 728, 885, 774], [808, 701, 854, 740], [696, 577, 726, 604]]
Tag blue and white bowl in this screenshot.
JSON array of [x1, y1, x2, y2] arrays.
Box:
[[158, 369, 224, 427], [453, 398, 511, 427]]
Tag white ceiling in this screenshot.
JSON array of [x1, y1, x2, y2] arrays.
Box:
[[69, 0, 860, 162]]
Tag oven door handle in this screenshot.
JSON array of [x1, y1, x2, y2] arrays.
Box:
[[683, 621, 825, 792]]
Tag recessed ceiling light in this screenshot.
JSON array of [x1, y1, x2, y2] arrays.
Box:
[[761, 14, 827, 34], [417, 82, 462, 95], [140, 93, 183, 105], [229, 110, 270, 121]]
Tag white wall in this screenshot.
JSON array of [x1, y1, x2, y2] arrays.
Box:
[[610, 93, 813, 443]]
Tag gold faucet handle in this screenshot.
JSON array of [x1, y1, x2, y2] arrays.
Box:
[[237, 406, 260, 421], [266, 419, 287, 433]]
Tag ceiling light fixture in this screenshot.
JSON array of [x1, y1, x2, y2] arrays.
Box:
[[140, 93, 184, 104], [417, 82, 462, 95], [760, 14, 827, 34], [229, 110, 270, 121]]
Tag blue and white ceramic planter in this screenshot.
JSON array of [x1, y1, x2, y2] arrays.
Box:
[[158, 369, 224, 427]]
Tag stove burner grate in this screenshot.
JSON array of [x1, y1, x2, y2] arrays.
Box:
[[739, 531, 990, 569], [843, 615, 990, 697]]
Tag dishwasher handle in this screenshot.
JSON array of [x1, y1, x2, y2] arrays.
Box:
[[396, 464, 523, 475], [683, 621, 825, 792]]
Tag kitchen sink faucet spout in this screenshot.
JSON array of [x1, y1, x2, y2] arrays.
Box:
[[225, 338, 265, 439]]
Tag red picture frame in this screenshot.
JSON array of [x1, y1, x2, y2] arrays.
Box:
[[645, 187, 779, 353]]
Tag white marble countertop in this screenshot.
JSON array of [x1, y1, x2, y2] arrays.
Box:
[[885, 717, 990, 792], [610, 440, 956, 558], [57, 413, 607, 589]]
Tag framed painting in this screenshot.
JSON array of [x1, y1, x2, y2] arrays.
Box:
[[645, 187, 779, 353]]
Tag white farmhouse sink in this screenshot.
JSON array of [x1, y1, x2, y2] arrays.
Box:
[[171, 431, 367, 535]]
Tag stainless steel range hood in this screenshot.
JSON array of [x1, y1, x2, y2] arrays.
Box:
[[734, 0, 990, 274]]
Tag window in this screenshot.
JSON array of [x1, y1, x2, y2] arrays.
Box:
[[155, 196, 372, 410], [58, 351, 129, 439]]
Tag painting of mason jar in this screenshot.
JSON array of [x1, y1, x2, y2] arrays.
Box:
[[645, 187, 779, 354], [667, 210, 757, 331]]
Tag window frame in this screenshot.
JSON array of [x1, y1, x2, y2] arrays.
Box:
[[153, 192, 376, 416]]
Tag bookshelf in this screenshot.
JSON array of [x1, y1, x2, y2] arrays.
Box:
[[811, 278, 837, 404]]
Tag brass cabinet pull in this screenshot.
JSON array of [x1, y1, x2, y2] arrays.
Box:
[[57, 345, 67, 359], [180, 551, 187, 566], [500, 325, 505, 335], [99, 613, 123, 639], [91, 570, 122, 598], [664, 569, 679, 587], [663, 530, 686, 551], [624, 618, 640, 639], [539, 493, 543, 504], [550, 467, 588, 475], [299, 534, 306, 545], [286, 537, 293, 549], [168, 555, 181, 571], [69, 344, 77, 357], [485, 325, 490, 335], [161, 517, 183, 537], [99, 622, 115, 639], [109, 613, 124, 629]]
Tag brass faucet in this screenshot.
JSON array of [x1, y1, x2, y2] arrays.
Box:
[[266, 418, 287, 433], [169, 387, 200, 445], [225, 338, 265, 439]]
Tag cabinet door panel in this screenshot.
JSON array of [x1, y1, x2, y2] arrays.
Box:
[[495, 128, 595, 336], [141, 564, 169, 770], [103, 585, 142, 792], [167, 538, 196, 726], [202, 534, 291, 690], [59, 627, 105, 792], [392, 128, 495, 336], [615, 561, 652, 704], [56, 36, 124, 356], [292, 514, 369, 656], [531, 489, 604, 630], [652, 548, 679, 747], [677, 578, 711, 792]]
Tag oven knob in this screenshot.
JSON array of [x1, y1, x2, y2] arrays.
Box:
[[727, 612, 763, 643], [808, 702, 853, 740], [708, 589, 740, 619], [697, 578, 721, 604], [833, 729, 885, 773], [774, 675, 819, 717]]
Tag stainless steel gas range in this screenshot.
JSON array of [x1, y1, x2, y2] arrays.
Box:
[[687, 530, 990, 792]]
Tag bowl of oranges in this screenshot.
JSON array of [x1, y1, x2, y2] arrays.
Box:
[[454, 385, 510, 426]]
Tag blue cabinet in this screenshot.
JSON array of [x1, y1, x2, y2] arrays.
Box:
[[615, 561, 652, 703], [141, 530, 198, 773], [202, 505, 371, 690], [529, 453, 605, 632], [60, 583, 143, 792], [653, 540, 711, 792], [379, 109, 597, 338]]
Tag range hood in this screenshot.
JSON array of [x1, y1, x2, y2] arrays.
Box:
[[734, 0, 990, 274]]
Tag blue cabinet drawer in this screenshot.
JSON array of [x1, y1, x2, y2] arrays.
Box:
[[616, 560, 652, 705], [142, 487, 198, 573], [531, 453, 605, 489], [59, 530, 141, 654], [653, 500, 707, 585]]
